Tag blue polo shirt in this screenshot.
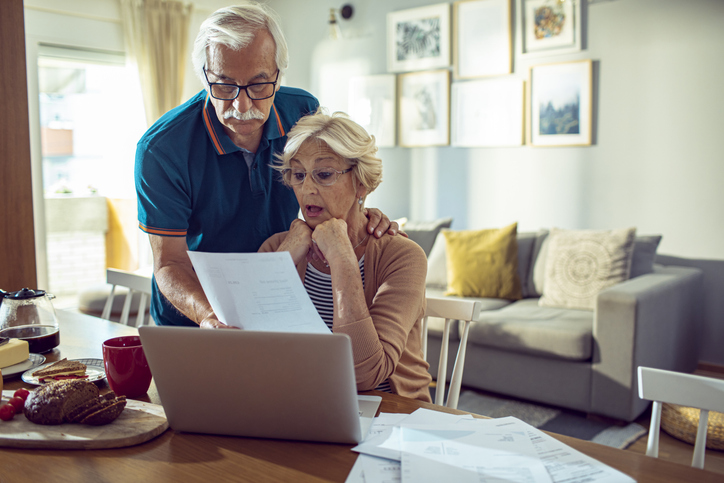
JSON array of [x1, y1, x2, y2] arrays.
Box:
[[135, 87, 319, 326]]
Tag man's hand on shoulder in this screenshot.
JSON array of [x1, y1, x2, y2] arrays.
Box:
[[364, 208, 407, 239]]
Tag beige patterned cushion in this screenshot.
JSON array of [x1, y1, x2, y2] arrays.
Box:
[[539, 227, 636, 310]]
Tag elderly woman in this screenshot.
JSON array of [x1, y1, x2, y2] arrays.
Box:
[[259, 109, 431, 402]]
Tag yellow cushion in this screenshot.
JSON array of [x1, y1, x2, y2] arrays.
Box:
[[443, 222, 522, 299]]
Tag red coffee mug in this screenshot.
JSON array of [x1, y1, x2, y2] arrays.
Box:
[[102, 336, 152, 398]]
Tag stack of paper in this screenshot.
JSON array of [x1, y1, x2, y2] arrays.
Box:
[[346, 409, 635, 483]]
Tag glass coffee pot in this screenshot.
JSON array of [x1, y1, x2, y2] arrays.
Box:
[[0, 288, 60, 353]]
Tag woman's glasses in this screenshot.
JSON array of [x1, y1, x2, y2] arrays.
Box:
[[283, 167, 353, 187]]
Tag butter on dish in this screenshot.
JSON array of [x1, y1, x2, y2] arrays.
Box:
[[0, 338, 30, 369]]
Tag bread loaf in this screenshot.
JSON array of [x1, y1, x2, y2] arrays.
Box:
[[24, 380, 99, 425], [23, 380, 126, 426]]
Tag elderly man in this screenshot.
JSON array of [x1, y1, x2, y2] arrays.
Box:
[[135, 3, 396, 329]]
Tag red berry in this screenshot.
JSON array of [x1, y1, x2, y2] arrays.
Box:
[[8, 397, 24, 414], [13, 388, 30, 402], [0, 404, 15, 421]]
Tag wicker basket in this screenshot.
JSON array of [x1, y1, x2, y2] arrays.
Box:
[[661, 403, 724, 451]]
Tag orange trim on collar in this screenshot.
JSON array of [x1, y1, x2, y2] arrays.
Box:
[[273, 104, 285, 137], [203, 93, 226, 155]]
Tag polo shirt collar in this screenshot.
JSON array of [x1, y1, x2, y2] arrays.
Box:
[[202, 93, 286, 156]]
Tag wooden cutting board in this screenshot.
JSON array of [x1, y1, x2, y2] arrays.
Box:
[[0, 390, 169, 449]]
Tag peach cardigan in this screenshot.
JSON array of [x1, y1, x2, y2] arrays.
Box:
[[259, 232, 432, 402]]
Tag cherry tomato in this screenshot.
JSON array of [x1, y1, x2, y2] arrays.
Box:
[[13, 388, 30, 402], [7, 397, 24, 414], [0, 404, 15, 421]]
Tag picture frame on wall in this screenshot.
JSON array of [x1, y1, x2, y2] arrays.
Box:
[[529, 59, 592, 147], [454, 0, 512, 79], [518, 0, 583, 57], [452, 77, 524, 147], [398, 70, 450, 147], [348, 75, 397, 148], [387, 3, 451, 73]]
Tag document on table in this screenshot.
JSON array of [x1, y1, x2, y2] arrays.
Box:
[[491, 417, 636, 483], [348, 412, 635, 483], [187, 251, 329, 333]]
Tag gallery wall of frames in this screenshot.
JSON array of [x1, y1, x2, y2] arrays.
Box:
[[347, 0, 592, 149]]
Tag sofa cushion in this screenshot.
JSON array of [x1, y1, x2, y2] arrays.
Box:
[[538, 227, 636, 310], [427, 230, 535, 297], [516, 232, 537, 298], [528, 229, 549, 297], [531, 231, 662, 297], [426, 232, 448, 290], [468, 298, 594, 361], [443, 222, 522, 300], [630, 235, 662, 278], [402, 217, 453, 256]]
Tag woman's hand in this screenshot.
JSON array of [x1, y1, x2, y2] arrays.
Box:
[[278, 219, 314, 265], [311, 219, 355, 267]]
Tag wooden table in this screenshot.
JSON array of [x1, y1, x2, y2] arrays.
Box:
[[1, 310, 721, 482]]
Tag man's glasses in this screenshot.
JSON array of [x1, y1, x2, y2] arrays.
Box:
[[283, 167, 353, 187], [203, 67, 280, 101]]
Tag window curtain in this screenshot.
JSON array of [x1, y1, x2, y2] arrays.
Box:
[[119, 0, 193, 127]]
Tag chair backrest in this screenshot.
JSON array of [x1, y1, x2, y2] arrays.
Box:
[[637, 366, 724, 469], [101, 268, 153, 327], [422, 296, 480, 409]]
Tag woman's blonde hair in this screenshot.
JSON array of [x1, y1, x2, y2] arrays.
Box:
[[274, 108, 383, 194]]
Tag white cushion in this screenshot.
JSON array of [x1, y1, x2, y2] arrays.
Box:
[[539, 227, 636, 310], [425, 231, 448, 289]]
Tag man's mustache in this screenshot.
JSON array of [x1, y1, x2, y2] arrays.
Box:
[[223, 107, 265, 121]]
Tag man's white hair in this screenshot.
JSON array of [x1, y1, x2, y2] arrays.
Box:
[[191, 2, 288, 87]]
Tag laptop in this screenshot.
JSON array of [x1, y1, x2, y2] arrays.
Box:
[[138, 326, 382, 444]]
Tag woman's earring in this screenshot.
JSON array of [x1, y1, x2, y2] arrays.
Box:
[[358, 197, 364, 205]]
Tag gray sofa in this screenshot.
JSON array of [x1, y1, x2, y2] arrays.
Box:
[[420, 229, 704, 422]]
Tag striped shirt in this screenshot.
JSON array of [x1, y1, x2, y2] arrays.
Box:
[[304, 255, 392, 394]]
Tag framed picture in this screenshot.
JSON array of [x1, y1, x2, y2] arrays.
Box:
[[387, 3, 451, 73], [452, 78, 524, 147], [518, 0, 583, 57], [529, 60, 592, 147], [453, 0, 512, 79], [348, 75, 397, 148], [398, 70, 450, 147]]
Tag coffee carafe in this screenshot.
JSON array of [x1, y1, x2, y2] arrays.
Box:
[[0, 288, 60, 353]]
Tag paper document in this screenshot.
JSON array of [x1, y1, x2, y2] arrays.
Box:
[[490, 417, 635, 483], [349, 412, 635, 483], [187, 251, 329, 333], [400, 422, 551, 483]]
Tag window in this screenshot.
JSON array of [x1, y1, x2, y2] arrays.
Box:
[[38, 45, 147, 305]]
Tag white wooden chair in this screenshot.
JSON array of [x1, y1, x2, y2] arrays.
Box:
[[422, 296, 480, 409], [637, 366, 724, 469], [101, 268, 153, 327]]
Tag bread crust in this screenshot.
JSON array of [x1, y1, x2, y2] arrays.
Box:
[[23, 381, 126, 426], [23, 380, 99, 425]]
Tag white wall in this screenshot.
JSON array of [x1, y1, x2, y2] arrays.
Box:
[[270, 0, 724, 258], [268, 0, 724, 364]]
